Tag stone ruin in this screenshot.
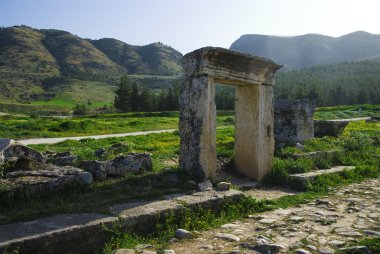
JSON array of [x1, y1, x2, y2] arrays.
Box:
[[274, 99, 316, 145], [179, 47, 281, 181], [0, 138, 153, 194]]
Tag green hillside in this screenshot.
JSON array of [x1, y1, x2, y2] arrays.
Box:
[[0, 25, 183, 105], [42, 29, 124, 80], [90, 39, 182, 75]]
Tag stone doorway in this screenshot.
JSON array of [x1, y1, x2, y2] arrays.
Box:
[[179, 47, 281, 181]]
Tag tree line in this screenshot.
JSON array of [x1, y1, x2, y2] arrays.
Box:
[[114, 60, 380, 113], [114, 76, 237, 112], [274, 60, 380, 106], [114, 76, 179, 112]]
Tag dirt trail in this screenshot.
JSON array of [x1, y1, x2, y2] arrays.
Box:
[[18, 129, 177, 145]]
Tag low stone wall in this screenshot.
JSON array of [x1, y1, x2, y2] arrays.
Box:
[[274, 99, 315, 145], [0, 189, 244, 254]]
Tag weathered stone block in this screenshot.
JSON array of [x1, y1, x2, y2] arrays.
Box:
[[274, 99, 315, 145], [0, 138, 44, 166]]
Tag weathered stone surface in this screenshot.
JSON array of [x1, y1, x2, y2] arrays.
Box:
[[338, 246, 370, 254], [215, 233, 240, 242], [54, 156, 77, 166], [0, 214, 116, 254], [172, 189, 245, 209], [179, 74, 216, 179], [113, 249, 135, 254], [179, 47, 280, 180], [292, 150, 345, 160], [314, 118, 370, 138], [109, 153, 152, 176], [175, 229, 193, 239], [289, 166, 355, 189], [94, 148, 106, 158], [0, 138, 44, 166], [230, 179, 259, 190], [294, 249, 312, 254], [197, 180, 213, 191], [253, 243, 288, 253], [80, 153, 152, 180], [166, 178, 380, 254], [314, 120, 349, 137], [274, 99, 315, 145], [0, 189, 245, 254], [216, 182, 231, 191], [3, 165, 93, 191], [45, 151, 77, 166], [234, 84, 274, 180], [80, 160, 110, 180]]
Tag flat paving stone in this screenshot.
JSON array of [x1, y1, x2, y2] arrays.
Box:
[[166, 178, 380, 254]]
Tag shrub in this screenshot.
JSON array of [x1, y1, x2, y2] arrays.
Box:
[[340, 131, 373, 151], [73, 104, 87, 115]]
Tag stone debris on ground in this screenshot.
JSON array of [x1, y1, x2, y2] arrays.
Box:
[[198, 180, 213, 191], [160, 178, 380, 253], [80, 152, 153, 180], [0, 138, 44, 165], [3, 165, 93, 190], [175, 229, 193, 239], [216, 182, 231, 191], [0, 139, 93, 192]]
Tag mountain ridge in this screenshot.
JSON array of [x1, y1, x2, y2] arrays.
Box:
[[230, 31, 380, 69], [0, 25, 183, 102]]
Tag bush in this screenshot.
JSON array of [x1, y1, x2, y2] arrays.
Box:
[[340, 131, 373, 151], [57, 120, 94, 131], [73, 104, 87, 115]]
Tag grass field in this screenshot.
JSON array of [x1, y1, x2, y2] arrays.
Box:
[[0, 111, 235, 139], [314, 104, 380, 120], [30, 79, 116, 108], [0, 103, 378, 140]]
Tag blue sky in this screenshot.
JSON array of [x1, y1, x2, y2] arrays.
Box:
[[1, 0, 380, 54]]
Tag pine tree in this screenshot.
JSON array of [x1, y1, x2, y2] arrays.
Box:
[[131, 83, 139, 112], [114, 76, 131, 112], [140, 87, 154, 112]]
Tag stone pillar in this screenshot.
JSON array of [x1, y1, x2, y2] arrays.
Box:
[[179, 75, 216, 179], [234, 85, 274, 180]]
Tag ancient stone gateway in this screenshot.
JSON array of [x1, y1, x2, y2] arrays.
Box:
[[179, 47, 281, 180]]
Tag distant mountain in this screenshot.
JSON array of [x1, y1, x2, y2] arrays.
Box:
[[230, 31, 380, 69], [0, 26, 182, 102], [90, 38, 182, 75]]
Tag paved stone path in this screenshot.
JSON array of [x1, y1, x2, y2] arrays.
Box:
[[161, 178, 380, 254]]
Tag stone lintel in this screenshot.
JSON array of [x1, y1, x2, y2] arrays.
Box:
[[181, 47, 281, 86]]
